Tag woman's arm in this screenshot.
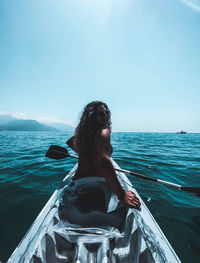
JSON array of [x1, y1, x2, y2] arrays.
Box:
[[99, 129, 141, 209]]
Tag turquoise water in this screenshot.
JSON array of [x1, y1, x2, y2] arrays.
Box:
[[0, 131, 199, 262]]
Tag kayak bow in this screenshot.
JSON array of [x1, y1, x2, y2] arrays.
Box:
[[7, 159, 181, 263]]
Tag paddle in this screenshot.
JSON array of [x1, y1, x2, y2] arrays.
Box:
[[45, 145, 200, 197]]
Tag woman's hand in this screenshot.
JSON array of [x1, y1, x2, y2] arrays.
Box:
[[122, 191, 141, 210]]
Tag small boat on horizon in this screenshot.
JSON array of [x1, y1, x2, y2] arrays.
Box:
[[177, 131, 187, 134]]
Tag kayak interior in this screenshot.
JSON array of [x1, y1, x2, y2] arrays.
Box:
[[7, 160, 181, 263]]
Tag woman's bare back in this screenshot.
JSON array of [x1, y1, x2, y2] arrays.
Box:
[[67, 128, 141, 209], [68, 128, 112, 180]]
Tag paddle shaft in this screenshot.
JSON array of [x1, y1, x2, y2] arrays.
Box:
[[46, 146, 200, 196], [66, 153, 182, 190], [114, 168, 182, 190]]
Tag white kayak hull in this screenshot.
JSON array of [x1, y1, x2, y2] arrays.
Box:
[[7, 159, 181, 263]]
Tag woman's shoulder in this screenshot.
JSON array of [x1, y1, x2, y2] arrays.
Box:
[[100, 128, 111, 139], [99, 129, 112, 153]]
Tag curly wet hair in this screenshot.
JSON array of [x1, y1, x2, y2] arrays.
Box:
[[74, 101, 111, 156]]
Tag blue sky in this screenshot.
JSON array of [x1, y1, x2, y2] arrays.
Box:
[[0, 0, 200, 132]]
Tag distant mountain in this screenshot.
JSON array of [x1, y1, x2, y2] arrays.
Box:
[[0, 114, 16, 125], [0, 119, 59, 131], [45, 122, 74, 132], [0, 113, 74, 131]]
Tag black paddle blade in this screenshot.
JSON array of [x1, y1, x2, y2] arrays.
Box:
[[45, 145, 69, 160], [181, 187, 200, 197]]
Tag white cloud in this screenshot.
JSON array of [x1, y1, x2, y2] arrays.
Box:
[[12, 112, 31, 120], [0, 111, 7, 115], [0, 110, 73, 126], [34, 116, 73, 125], [182, 0, 200, 12]]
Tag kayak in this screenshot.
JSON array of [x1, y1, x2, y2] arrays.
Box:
[[7, 159, 181, 263]]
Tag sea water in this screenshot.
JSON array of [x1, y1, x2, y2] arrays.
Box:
[[0, 131, 199, 262]]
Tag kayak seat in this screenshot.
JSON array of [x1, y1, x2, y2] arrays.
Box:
[[58, 177, 127, 230]]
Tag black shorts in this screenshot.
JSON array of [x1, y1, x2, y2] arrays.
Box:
[[58, 177, 127, 230]]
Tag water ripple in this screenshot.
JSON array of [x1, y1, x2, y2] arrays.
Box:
[[0, 131, 200, 262]]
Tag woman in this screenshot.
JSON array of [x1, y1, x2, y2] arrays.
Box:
[[59, 101, 140, 228]]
